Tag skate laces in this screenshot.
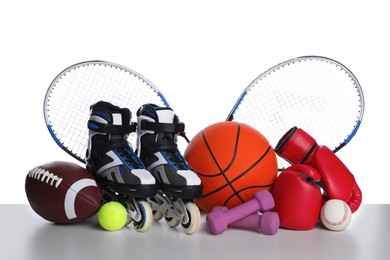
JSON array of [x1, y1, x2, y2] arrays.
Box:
[[116, 147, 145, 170], [164, 150, 188, 171]]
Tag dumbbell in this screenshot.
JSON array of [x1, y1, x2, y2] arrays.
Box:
[[206, 190, 275, 235], [211, 206, 280, 235]]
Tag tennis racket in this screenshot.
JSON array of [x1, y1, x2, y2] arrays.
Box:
[[44, 60, 170, 163], [226, 56, 364, 170]]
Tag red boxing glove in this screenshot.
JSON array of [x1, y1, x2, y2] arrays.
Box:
[[272, 164, 323, 230], [275, 127, 362, 213]]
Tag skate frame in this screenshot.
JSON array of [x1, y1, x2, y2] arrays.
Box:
[[148, 192, 191, 225]]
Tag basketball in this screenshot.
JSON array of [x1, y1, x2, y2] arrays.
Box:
[[184, 121, 278, 212]]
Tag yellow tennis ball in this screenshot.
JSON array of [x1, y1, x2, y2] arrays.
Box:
[[98, 201, 128, 231]]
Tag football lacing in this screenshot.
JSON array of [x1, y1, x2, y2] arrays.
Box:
[[28, 167, 63, 188]]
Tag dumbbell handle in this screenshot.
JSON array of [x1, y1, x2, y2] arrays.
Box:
[[211, 206, 280, 235], [231, 213, 262, 229], [207, 190, 275, 235], [219, 190, 274, 223]]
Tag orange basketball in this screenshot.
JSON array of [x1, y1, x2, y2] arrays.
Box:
[[184, 121, 277, 212]]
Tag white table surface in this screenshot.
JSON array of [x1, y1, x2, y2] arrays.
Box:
[[1, 204, 389, 260]]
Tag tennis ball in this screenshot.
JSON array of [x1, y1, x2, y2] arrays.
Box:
[[98, 201, 128, 231]]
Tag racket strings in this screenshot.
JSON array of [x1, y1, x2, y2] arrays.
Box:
[[232, 59, 362, 168], [46, 62, 167, 162]]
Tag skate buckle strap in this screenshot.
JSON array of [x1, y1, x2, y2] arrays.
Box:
[[91, 139, 131, 157], [88, 121, 137, 134], [140, 120, 185, 134]]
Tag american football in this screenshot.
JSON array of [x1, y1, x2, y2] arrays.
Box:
[[25, 161, 101, 224]]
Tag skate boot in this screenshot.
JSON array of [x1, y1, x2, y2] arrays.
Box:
[[136, 103, 202, 235], [86, 101, 157, 232]]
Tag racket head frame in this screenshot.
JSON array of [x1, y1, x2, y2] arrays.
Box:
[[226, 55, 365, 155], [43, 60, 170, 163]]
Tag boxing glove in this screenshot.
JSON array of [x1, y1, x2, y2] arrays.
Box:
[[275, 127, 362, 213], [271, 164, 323, 230]]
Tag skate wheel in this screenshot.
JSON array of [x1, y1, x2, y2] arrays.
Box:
[[153, 211, 164, 221], [133, 200, 153, 233], [148, 196, 164, 221], [182, 202, 201, 235], [165, 216, 180, 228], [125, 215, 132, 226]]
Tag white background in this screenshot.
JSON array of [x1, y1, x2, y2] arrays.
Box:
[[1, 0, 388, 204]]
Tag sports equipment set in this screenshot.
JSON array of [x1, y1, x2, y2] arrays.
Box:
[[25, 56, 365, 235]]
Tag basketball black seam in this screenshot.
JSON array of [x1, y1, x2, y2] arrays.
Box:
[[224, 183, 274, 207], [228, 123, 244, 203], [199, 126, 238, 177], [201, 144, 274, 201], [200, 124, 242, 200], [229, 146, 272, 185], [201, 123, 272, 204]]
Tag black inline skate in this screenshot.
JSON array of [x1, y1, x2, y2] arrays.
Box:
[[86, 101, 157, 232], [136, 104, 202, 235]]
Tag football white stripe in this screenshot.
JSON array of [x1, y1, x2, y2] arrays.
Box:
[[64, 178, 97, 219]]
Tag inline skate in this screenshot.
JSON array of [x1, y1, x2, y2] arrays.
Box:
[[136, 104, 202, 235], [86, 101, 157, 232]]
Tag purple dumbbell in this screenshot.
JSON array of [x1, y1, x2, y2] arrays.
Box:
[[206, 190, 275, 235], [211, 206, 280, 235]]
